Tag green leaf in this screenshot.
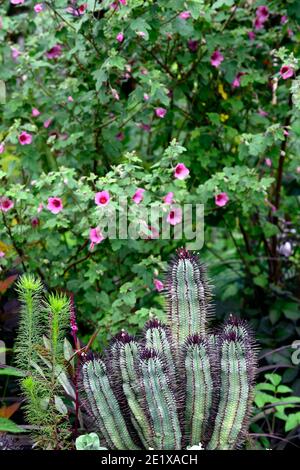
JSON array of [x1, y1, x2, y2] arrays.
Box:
[[0, 418, 26, 433], [285, 412, 300, 432], [283, 303, 300, 321], [277, 385, 293, 394], [262, 222, 280, 238], [92, 68, 107, 91], [265, 373, 282, 387], [255, 383, 276, 393], [254, 391, 274, 408], [0, 367, 25, 377], [212, 0, 234, 8], [253, 274, 268, 288]]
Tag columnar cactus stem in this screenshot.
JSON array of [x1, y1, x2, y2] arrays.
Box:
[[184, 335, 214, 447], [206, 318, 256, 450], [82, 359, 140, 450], [166, 249, 212, 348], [140, 350, 182, 450], [145, 320, 176, 379], [118, 338, 153, 448]]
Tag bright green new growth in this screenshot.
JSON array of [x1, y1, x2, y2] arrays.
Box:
[[15, 274, 71, 449], [81, 250, 257, 450]]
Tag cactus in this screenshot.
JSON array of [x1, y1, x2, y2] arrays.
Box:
[[81, 249, 257, 450]]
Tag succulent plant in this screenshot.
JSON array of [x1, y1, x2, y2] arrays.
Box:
[[81, 249, 257, 450]]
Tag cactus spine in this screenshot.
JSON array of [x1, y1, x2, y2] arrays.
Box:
[[81, 249, 257, 449]]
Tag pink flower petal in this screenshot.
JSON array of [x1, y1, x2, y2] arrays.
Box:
[[155, 107, 167, 118], [47, 197, 63, 214], [167, 207, 182, 226], [154, 279, 164, 292], [210, 50, 224, 68], [95, 191, 110, 206], [174, 163, 189, 180], [0, 197, 14, 212], [280, 65, 294, 80], [163, 192, 174, 205], [215, 192, 229, 207], [132, 188, 145, 204], [18, 131, 32, 145]]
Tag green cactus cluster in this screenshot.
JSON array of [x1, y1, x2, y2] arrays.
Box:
[[81, 249, 257, 450]]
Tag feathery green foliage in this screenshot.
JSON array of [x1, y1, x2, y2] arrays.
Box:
[[81, 250, 257, 450], [15, 275, 72, 449]]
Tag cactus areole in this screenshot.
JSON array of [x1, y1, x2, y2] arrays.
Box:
[[81, 249, 257, 450]]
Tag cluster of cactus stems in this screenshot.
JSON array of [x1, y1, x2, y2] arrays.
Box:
[[81, 249, 257, 450]]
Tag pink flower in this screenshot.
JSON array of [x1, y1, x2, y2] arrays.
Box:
[[280, 65, 294, 80], [280, 15, 288, 25], [265, 158, 272, 167], [167, 207, 182, 226], [143, 93, 150, 101], [116, 132, 124, 141], [46, 44, 62, 59], [111, 88, 120, 100], [296, 166, 300, 174], [32, 107, 40, 117], [119, 0, 126, 4], [47, 197, 63, 214], [232, 72, 245, 88], [248, 31, 256, 41], [67, 95, 74, 102], [0, 143, 5, 154], [174, 163, 189, 180], [163, 192, 174, 205], [95, 191, 110, 206], [31, 217, 39, 228], [136, 31, 146, 38], [11, 47, 21, 61], [253, 16, 265, 30], [179, 11, 191, 20], [78, 3, 87, 15], [89, 227, 104, 250], [258, 108, 268, 117], [18, 131, 32, 145], [155, 107, 167, 118], [0, 197, 14, 212], [139, 123, 151, 132], [132, 188, 145, 204], [37, 203, 44, 213], [148, 225, 159, 239], [154, 279, 164, 292], [11, 0, 25, 4], [288, 29, 293, 37], [43, 118, 52, 129], [215, 192, 229, 207], [256, 6, 269, 21], [188, 40, 199, 52], [0, 251, 5, 258], [116, 32, 124, 43], [210, 50, 224, 68], [34, 3, 43, 12]]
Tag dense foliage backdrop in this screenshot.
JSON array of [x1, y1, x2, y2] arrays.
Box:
[[0, 0, 300, 449]]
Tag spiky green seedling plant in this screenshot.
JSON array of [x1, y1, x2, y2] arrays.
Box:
[[81, 249, 257, 450], [15, 275, 72, 449]]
